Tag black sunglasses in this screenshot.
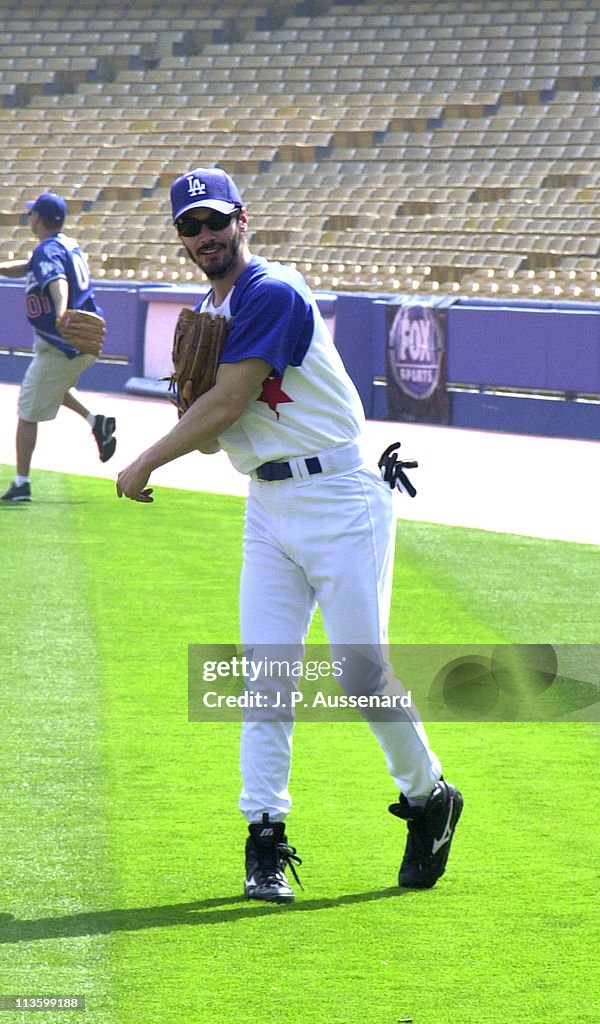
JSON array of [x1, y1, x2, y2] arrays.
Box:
[[176, 209, 240, 237]]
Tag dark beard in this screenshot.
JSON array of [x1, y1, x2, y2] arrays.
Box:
[[189, 231, 241, 280]]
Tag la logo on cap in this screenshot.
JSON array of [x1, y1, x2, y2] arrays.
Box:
[[187, 177, 207, 197]]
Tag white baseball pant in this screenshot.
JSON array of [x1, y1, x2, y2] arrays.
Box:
[[238, 460, 441, 822]]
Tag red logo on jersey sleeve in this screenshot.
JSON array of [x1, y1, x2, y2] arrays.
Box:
[[257, 375, 293, 419]]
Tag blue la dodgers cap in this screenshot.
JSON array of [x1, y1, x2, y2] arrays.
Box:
[[26, 192, 68, 222], [170, 167, 243, 222]]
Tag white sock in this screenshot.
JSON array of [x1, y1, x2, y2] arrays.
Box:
[[406, 795, 429, 809], [15, 474, 29, 486], [86, 413, 96, 427]]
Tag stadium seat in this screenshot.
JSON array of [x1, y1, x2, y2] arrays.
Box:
[[0, 0, 599, 298]]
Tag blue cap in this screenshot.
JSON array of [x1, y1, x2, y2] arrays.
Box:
[[170, 168, 243, 222], [26, 192, 67, 223]]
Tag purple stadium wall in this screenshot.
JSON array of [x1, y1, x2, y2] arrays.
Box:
[[0, 281, 598, 441]]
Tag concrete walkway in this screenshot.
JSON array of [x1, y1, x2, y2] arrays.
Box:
[[1, 381, 598, 545]]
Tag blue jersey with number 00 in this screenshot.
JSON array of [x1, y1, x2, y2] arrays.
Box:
[[26, 232, 102, 358]]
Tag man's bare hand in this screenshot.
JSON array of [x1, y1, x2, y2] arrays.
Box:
[[116, 458, 154, 503]]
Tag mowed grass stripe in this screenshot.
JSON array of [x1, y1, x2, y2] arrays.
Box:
[[67, 476, 246, 1022], [0, 468, 114, 1012], [390, 518, 600, 644]]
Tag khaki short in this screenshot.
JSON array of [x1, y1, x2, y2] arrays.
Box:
[[18, 337, 97, 422]]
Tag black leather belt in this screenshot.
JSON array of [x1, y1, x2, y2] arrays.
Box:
[[255, 457, 323, 481]]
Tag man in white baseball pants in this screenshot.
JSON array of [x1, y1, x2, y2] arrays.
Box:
[[117, 167, 463, 903]]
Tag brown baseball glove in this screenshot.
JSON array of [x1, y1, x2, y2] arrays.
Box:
[[168, 309, 231, 414], [57, 309, 106, 357]]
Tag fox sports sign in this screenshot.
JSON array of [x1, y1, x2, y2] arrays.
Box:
[[388, 305, 444, 401]]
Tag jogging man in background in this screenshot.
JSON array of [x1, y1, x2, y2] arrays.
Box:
[[1, 191, 116, 502]]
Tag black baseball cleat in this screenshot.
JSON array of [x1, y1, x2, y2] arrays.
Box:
[[92, 415, 117, 463], [1, 481, 32, 502], [244, 813, 303, 904], [389, 778, 463, 889]]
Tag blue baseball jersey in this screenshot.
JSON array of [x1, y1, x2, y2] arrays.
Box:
[[25, 233, 102, 358], [198, 255, 365, 473]]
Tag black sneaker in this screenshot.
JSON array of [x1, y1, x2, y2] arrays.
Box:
[[1, 481, 32, 502], [92, 415, 117, 463], [244, 813, 303, 904], [389, 779, 463, 889]]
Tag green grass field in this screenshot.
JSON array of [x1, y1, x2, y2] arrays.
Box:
[[1, 467, 598, 1024]]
